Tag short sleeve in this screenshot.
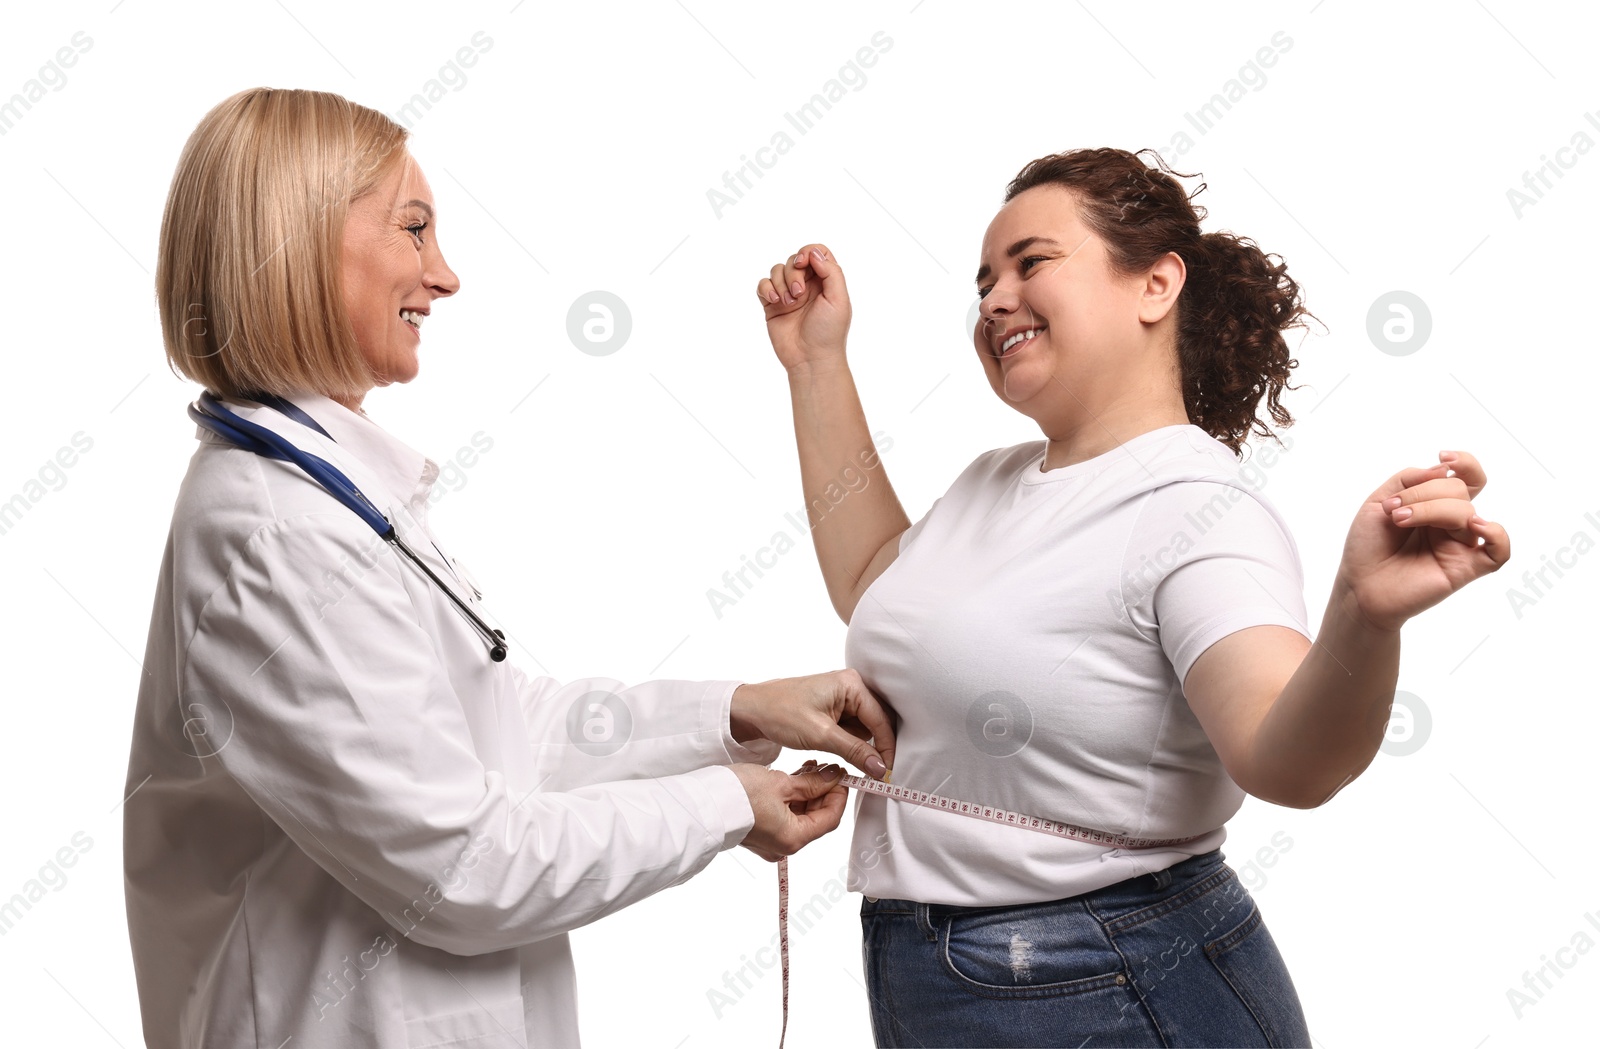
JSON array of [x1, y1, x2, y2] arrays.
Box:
[[1136, 481, 1312, 687]]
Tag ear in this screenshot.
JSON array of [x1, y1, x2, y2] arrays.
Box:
[[1137, 251, 1186, 325]]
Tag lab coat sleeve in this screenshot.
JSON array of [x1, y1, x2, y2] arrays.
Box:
[[507, 665, 782, 791], [182, 514, 761, 957]]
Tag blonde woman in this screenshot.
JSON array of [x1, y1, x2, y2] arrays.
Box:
[[123, 87, 895, 1049], [754, 148, 1509, 1046]]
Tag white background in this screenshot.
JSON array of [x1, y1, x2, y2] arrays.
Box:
[[0, 0, 1594, 1045]]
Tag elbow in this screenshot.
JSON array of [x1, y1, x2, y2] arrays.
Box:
[[1244, 769, 1360, 810], [380, 897, 511, 957], [384, 895, 563, 957], [373, 852, 565, 956], [1250, 787, 1325, 811]]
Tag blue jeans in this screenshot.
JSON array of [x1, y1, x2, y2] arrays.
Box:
[[858, 849, 1311, 1047]]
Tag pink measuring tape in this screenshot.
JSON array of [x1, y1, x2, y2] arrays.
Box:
[[773, 771, 1207, 1047]]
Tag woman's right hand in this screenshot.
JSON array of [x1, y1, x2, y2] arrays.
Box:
[[755, 243, 852, 372], [729, 761, 849, 862]]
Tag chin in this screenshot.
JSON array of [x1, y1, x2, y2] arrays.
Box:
[[383, 353, 421, 386], [998, 364, 1053, 405]]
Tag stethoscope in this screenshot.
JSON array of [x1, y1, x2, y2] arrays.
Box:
[[188, 391, 508, 661]]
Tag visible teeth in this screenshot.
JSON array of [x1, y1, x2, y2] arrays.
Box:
[[1001, 328, 1042, 353], [400, 309, 425, 329]]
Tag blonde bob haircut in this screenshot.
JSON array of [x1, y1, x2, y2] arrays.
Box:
[[157, 87, 409, 401]]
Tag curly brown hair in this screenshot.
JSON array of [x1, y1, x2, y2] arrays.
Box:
[[1004, 147, 1318, 457]]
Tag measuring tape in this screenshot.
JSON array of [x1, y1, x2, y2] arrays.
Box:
[[774, 771, 1208, 1048]]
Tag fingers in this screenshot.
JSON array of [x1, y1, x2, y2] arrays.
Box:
[[801, 670, 894, 779], [839, 682, 896, 778], [1392, 450, 1486, 498], [753, 244, 841, 312], [1438, 449, 1487, 498], [756, 270, 780, 307], [783, 768, 849, 844], [1392, 501, 1506, 564], [1383, 453, 1492, 546], [747, 764, 846, 856], [1385, 495, 1475, 533], [815, 726, 890, 780], [836, 717, 873, 742], [755, 264, 807, 318], [1383, 477, 1468, 508], [1383, 475, 1497, 548], [791, 784, 849, 838], [1382, 475, 1474, 542], [787, 765, 847, 801], [1391, 460, 1454, 493], [780, 250, 809, 303], [793, 243, 847, 299], [755, 263, 795, 314], [1467, 515, 1512, 568]]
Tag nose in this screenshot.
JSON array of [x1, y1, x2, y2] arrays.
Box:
[[426, 246, 461, 299], [979, 277, 1019, 321], [978, 284, 1018, 350]]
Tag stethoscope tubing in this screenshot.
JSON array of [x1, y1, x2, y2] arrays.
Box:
[[189, 392, 508, 661]]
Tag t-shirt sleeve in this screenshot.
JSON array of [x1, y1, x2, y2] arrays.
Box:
[[1129, 481, 1312, 688]]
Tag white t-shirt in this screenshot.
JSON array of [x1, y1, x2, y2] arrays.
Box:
[[843, 424, 1311, 907]]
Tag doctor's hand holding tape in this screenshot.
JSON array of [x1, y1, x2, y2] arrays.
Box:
[[121, 87, 892, 1049]]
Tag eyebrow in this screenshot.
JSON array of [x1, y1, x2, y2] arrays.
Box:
[[975, 236, 1061, 284], [401, 199, 435, 220]]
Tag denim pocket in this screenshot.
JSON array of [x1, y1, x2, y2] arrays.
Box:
[[940, 902, 1129, 999], [1203, 903, 1311, 1048]]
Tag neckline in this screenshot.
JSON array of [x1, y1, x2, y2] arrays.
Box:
[[1016, 424, 1198, 485]]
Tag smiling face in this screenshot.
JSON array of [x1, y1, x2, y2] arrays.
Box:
[[337, 151, 459, 408], [973, 183, 1185, 438]]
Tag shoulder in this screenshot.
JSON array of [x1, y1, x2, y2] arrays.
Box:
[[181, 510, 409, 668], [173, 440, 402, 601], [1136, 427, 1290, 499], [1129, 429, 1301, 547], [1134, 426, 1249, 485]]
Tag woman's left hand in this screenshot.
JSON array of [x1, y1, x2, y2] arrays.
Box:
[[1335, 450, 1511, 633], [730, 669, 896, 780]]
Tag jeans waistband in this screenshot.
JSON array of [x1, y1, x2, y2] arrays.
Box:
[[861, 847, 1226, 918]]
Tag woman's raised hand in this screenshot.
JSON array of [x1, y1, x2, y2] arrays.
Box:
[[755, 243, 852, 372], [1334, 449, 1511, 633]]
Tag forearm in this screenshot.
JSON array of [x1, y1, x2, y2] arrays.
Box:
[[1247, 582, 1401, 807], [511, 669, 777, 786], [785, 357, 910, 619]]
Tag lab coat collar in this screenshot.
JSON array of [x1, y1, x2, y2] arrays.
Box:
[[225, 390, 441, 521]]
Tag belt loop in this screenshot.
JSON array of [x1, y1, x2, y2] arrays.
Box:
[[1149, 866, 1173, 891], [915, 903, 937, 942]]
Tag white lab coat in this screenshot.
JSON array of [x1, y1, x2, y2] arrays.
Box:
[[123, 391, 778, 1048]]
